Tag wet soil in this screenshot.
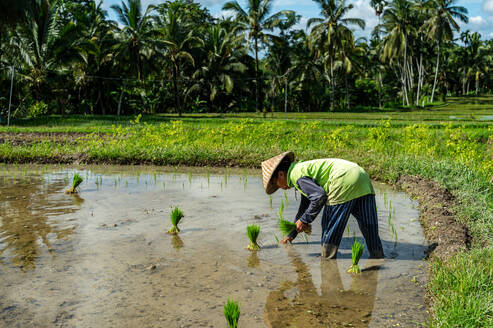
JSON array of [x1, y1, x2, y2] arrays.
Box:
[[0, 132, 93, 146], [0, 166, 428, 327], [397, 175, 470, 260]]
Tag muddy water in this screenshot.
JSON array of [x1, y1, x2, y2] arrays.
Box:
[[0, 165, 428, 327]]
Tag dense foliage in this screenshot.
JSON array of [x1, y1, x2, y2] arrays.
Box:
[[1, 0, 492, 118]]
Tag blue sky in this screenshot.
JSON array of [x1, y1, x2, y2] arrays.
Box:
[[102, 0, 493, 39]]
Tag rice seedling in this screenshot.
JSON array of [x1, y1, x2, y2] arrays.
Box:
[[168, 207, 184, 235], [279, 200, 285, 219], [65, 173, 83, 194], [224, 299, 240, 328], [347, 240, 365, 274], [269, 195, 273, 209], [279, 218, 296, 236], [246, 224, 260, 251]]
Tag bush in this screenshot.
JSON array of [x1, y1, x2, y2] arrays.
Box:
[[28, 101, 49, 118]]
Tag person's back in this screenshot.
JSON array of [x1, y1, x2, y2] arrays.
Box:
[[287, 158, 374, 205]]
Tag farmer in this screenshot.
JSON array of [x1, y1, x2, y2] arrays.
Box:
[[261, 151, 384, 259]]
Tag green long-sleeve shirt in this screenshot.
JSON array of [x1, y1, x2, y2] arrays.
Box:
[[287, 158, 374, 206]]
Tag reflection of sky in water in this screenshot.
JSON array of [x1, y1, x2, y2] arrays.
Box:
[[0, 166, 428, 327], [0, 174, 80, 270]]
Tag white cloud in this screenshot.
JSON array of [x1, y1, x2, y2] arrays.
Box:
[[489, 32, 493, 37], [294, 16, 309, 32], [484, 0, 493, 12], [213, 9, 235, 20], [469, 15, 488, 25], [347, 0, 379, 37], [198, 0, 225, 5]]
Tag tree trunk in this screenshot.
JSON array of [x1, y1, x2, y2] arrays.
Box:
[[345, 74, 349, 110], [431, 42, 440, 103], [416, 53, 423, 106], [255, 36, 259, 112], [378, 71, 383, 108], [402, 37, 409, 106], [330, 57, 335, 112], [475, 72, 479, 95], [173, 62, 181, 117]]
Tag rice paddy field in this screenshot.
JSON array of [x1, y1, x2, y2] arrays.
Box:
[[0, 96, 492, 327]]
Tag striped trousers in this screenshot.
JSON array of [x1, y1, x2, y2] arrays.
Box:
[[321, 194, 384, 259]]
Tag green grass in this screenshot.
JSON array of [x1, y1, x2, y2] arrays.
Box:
[[1, 96, 492, 131], [429, 247, 493, 327], [0, 96, 492, 326]]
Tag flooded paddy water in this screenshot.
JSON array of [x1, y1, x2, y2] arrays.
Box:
[[0, 165, 428, 327]]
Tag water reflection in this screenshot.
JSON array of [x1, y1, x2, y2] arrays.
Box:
[[0, 176, 80, 271], [264, 248, 380, 328], [247, 251, 260, 268], [171, 234, 184, 249]]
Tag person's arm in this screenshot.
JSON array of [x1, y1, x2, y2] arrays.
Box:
[[296, 177, 327, 224], [287, 194, 310, 240]]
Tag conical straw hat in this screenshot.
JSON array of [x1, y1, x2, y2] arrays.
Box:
[[261, 151, 294, 195]]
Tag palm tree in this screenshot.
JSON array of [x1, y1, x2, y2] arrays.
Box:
[[308, 0, 365, 111], [154, 2, 202, 116], [190, 24, 246, 111], [111, 0, 155, 80], [421, 0, 467, 102], [290, 30, 324, 112], [71, 1, 118, 114], [11, 0, 79, 102], [222, 0, 294, 111], [379, 0, 414, 106]]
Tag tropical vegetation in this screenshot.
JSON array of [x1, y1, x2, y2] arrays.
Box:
[[1, 0, 492, 119]]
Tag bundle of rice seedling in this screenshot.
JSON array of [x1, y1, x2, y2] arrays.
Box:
[[279, 218, 297, 236], [224, 299, 240, 328], [168, 207, 184, 234], [347, 240, 365, 274], [279, 218, 312, 236], [65, 173, 83, 194], [246, 224, 260, 251]]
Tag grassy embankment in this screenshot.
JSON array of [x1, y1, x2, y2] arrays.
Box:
[[0, 96, 492, 326]]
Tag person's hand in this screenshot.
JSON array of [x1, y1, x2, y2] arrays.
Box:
[[296, 220, 309, 233], [281, 236, 293, 244]]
